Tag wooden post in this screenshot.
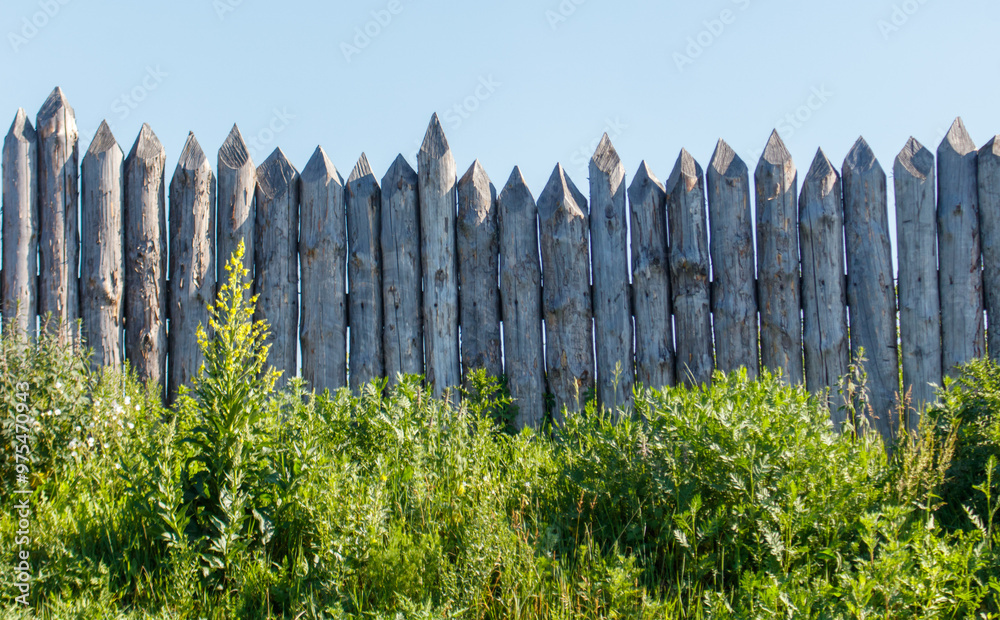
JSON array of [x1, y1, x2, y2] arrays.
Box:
[[538, 164, 594, 421], [217, 125, 255, 285], [80, 121, 123, 370], [300, 146, 347, 393], [938, 118, 984, 374], [667, 149, 712, 387], [498, 166, 545, 427], [589, 134, 633, 409], [254, 148, 299, 384], [36, 87, 79, 342], [346, 153, 383, 390], [124, 123, 167, 389], [458, 160, 502, 380], [894, 137, 941, 419], [707, 139, 757, 378], [754, 130, 801, 384], [980, 135, 1000, 362], [842, 137, 898, 443], [799, 148, 848, 427], [168, 132, 216, 399], [381, 154, 423, 384], [628, 161, 674, 390], [417, 114, 460, 398], [2, 109, 38, 337]]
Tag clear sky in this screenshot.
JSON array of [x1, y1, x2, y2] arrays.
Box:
[[2, 0, 999, 267]]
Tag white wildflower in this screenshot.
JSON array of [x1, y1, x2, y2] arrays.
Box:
[[124, 396, 131, 406]]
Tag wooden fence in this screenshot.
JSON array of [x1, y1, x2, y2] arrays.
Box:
[[2, 87, 998, 441]]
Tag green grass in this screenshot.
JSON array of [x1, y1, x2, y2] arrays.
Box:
[[2, 246, 999, 619]]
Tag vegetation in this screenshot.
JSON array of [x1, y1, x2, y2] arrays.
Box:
[[1, 246, 999, 618]]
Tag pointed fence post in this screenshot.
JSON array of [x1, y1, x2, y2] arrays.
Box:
[[381, 154, 423, 384], [80, 121, 123, 370], [254, 148, 299, 384], [707, 139, 757, 378], [667, 149, 712, 387], [458, 160, 501, 380], [498, 167, 545, 428], [2, 109, 38, 337], [628, 161, 674, 390], [980, 135, 1000, 363], [217, 125, 255, 285], [895, 137, 941, 419], [417, 114, 460, 398], [124, 123, 167, 390], [799, 149, 848, 426], [346, 153, 383, 390], [300, 146, 347, 393], [843, 137, 898, 442], [36, 87, 79, 342], [938, 118, 984, 374], [168, 132, 216, 400], [538, 164, 594, 421], [589, 135, 633, 409]]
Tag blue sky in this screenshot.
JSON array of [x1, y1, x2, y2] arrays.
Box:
[[2, 0, 999, 263]]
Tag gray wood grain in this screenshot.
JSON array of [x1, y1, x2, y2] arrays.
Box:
[[417, 114, 460, 398], [2, 109, 38, 338], [666, 149, 713, 387], [498, 166, 546, 428], [168, 132, 216, 400], [937, 118, 984, 375], [980, 135, 1000, 363], [217, 125, 255, 287], [80, 121, 123, 370], [346, 153, 383, 390], [894, 137, 941, 419], [457, 160, 502, 380], [754, 130, 802, 384], [628, 161, 674, 390], [799, 148, 848, 427], [254, 148, 299, 385], [300, 146, 347, 393], [124, 123, 167, 391], [707, 139, 757, 378], [842, 137, 898, 443], [380, 154, 423, 384], [538, 164, 594, 421], [36, 87, 79, 343]]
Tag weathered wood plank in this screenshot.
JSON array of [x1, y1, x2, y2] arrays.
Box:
[[36, 87, 79, 343], [254, 148, 299, 384], [799, 148, 848, 427], [754, 130, 802, 384], [842, 137, 898, 442], [498, 166, 546, 428], [2, 109, 38, 337], [538, 164, 594, 421], [980, 135, 1000, 362], [707, 139, 757, 378], [894, 137, 941, 419], [628, 161, 674, 390], [457, 160, 502, 380], [168, 132, 215, 399], [589, 134, 633, 409], [124, 123, 167, 389], [937, 118, 984, 374], [666, 149, 712, 387], [300, 146, 347, 393], [80, 121, 123, 370], [217, 125, 255, 286], [417, 114, 460, 398], [381, 154, 423, 384], [346, 153, 383, 390]]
